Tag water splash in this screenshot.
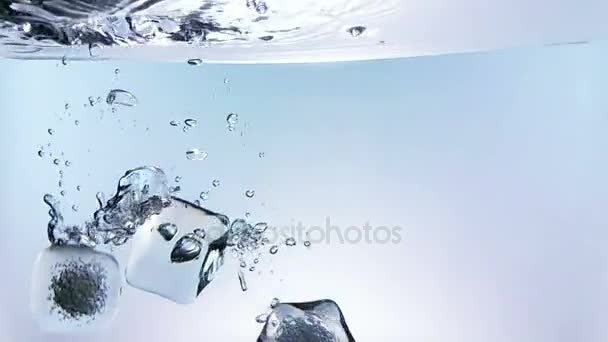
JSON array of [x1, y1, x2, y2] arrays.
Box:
[[45, 166, 172, 248]]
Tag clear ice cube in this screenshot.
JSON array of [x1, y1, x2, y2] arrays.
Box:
[[125, 197, 229, 304], [30, 245, 122, 333], [257, 299, 356, 342]]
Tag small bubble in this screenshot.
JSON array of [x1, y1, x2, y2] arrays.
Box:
[[175, 176, 182, 183], [187, 58, 203, 66], [184, 118, 198, 127], [58, 180, 63, 187], [194, 228, 206, 239], [74, 120, 80, 126], [186, 149, 208, 161], [253, 258, 259, 264], [60, 190, 66, 197], [347, 26, 366, 37], [114, 68, 120, 75], [89, 43, 101, 57], [245, 212, 251, 218], [76, 185, 81, 191], [254, 222, 268, 233], [223, 78, 230, 84], [269, 245, 278, 254], [238, 270, 248, 291], [245, 190, 255, 198], [270, 297, 280, 308], [107, 89, 138, 107], [64, 160, 71, 167], [169, 120, 179, 126], [170, 186, 181, 193], [226, 113, 239, 130], [249, 266, 256, 272], [182, 126, 189, 133], [199, 191, 209, 201], [64, 103, 70, 110], [48, 128, 54, 136], [37, 150, 45, 158], [256, 1, 268, 14], [88, 96, 96, 106], [212, 179, 220, 187], [258, 35, 274, 41], [72, 205, 78, 212], [61, 55, 68, 66], [304, 241, 311, 247], [53, 159, 60, 166], [286, 238, 296, 246], [194, 199, 201, 206], [258, 152, 265, 158], [240, 261, 246, 268]]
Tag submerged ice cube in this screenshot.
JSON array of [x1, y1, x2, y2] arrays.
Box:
[[257, 299, 356, 342], [30, 246, 122, 333], [125, 197, 229, 304]]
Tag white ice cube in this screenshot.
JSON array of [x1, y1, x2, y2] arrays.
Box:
[[30, 245, 122, 333], [125, 197, 229, 304]]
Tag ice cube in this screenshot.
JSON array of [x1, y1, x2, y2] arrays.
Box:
[[30, 245, 122, 333], [125, 197, 229, 304], [257, 299, 356, 342]]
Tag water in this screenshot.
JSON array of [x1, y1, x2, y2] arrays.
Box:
[[257, 299, 355, 342], [2, 5, 608, 341]]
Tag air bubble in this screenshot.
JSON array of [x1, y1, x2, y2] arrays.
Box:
[[184, 118, 197, 127], [347, 26, 366, 37], [256, 1, 268, 14], [212, 179, 220, 187], [107, 89, 138, 107], [186, 149, 208, 161], [285, 238, 296, 246], [48, 128, 54, 136], [238, 270, 248, 291], [89, 43, 101, 57], [193, 228, 206, 239], [226, 113, 239, 131], [245, 190, 255, 198], [53, 159, 61, 166], [304, 241, 311, 247], [187, 58, 203, 66], [269, 245, 278, 254], [199, 191, 209, 201]]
